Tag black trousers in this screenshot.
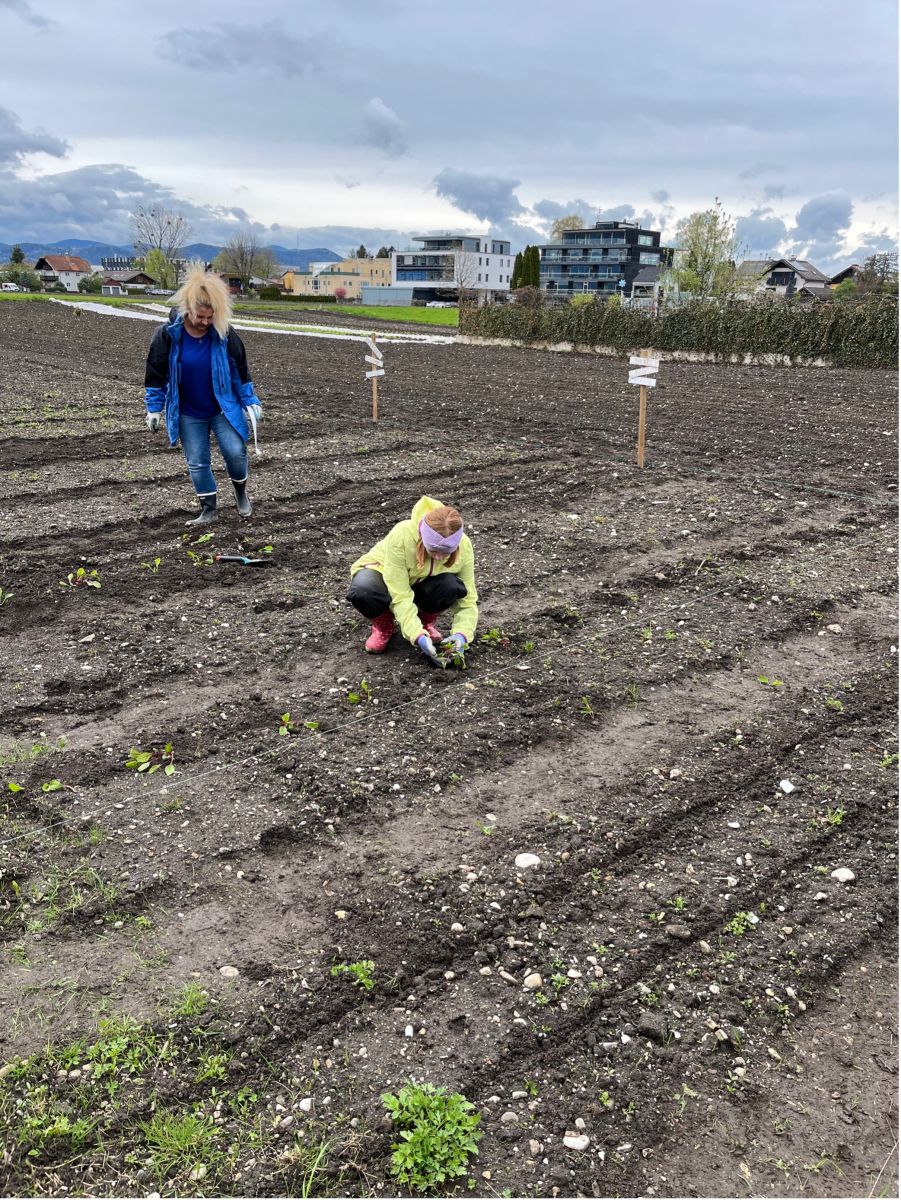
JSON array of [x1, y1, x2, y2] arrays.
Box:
[[347, 567, 467, 620]]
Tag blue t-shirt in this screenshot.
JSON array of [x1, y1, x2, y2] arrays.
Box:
[[179, 330, 220, 419]]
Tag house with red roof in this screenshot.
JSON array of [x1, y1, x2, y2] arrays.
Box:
[[33, 254, 92, 292]]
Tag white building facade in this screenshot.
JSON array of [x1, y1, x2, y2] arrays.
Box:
[[392, 234, 512, 302]]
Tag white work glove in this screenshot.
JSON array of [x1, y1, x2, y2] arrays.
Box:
[[145, 412, 161, 432]]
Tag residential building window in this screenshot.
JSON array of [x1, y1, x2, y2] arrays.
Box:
[[478, 273, 482, 281], [638, 234, 654, 246], [639, 252, 660, 265]]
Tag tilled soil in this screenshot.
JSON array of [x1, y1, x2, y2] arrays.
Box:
[[0, 301, 897, 1198]]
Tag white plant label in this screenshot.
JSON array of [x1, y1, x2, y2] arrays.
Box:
[[628, 355, 659, 387]]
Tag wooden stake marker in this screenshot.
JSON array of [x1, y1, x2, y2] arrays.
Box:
[[364, 333, 385, 422], [628, 348, 659, 468]]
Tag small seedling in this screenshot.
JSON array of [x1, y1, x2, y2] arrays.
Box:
[[60, 567, 101, 589], [879, 753, 899, 768], [330, 960, 376, 990], [639, 624, 653, 642], [579, 695, 595, 720], [347, 678, 373, 705], [624, 683, 640, 707], [0, 587, 13, 606], [724, 910, 752, 937], [140, 557, 162, 574], [125, 744, 176, 776], [41, 779, 63, 793], [824, 697, 844, 712], [598, 1089, 613, 1109], [671, 895, 686, 912], [757, 675, 784, 688], [278, 712, 296, 736], [824, 806, 845, 826], [647, 910, 665, 924], [479, 627, 509, 647], [664, 629, 678, 641]]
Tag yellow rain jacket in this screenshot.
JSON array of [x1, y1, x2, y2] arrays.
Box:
[[350, 496, 478, 644]]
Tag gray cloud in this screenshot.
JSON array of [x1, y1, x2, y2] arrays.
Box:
[[651, 188, 670, 203], [0, 161, 258, 245], [157, 20, 328, 77], [0, 0, 53, 28], [532, 198, 598, 226], [762, 184, 787, 200], [790, 191, 852, 244], [0, 105, 68, 164], [739, 162, 784, 180], [433, 167, 526, 227], [358, 97, 407, 157], [734, 207, 790, 258]]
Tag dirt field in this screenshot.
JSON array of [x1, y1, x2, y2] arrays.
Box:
[[0, 301, 897, 1198]]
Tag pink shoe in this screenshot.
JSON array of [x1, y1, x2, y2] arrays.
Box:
[[365, 611, 396, 653], [418, 611, 442, 641]]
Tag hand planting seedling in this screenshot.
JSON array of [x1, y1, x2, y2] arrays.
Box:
[[125, 744, 176, 776], [438, 634, 467, 669]]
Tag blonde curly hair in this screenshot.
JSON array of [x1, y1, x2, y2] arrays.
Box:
[[170, 265, 233, 337]]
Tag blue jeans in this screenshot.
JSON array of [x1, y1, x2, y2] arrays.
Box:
[[179, 413, 248, 496]]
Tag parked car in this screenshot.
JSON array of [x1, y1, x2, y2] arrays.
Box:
[[1, 282, 21, 292], [426, 300, 456, 308]]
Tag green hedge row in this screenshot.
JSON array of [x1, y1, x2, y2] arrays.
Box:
[[460, 297, 898, 368]]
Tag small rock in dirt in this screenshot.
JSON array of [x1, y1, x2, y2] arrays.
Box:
[[523, 973, 543, 990], [218, 965, 239, 979], [299, 1098, 314, 1114], [450, 922, 464, 932], [479, 966, 492, 976], [279, 1115, 294, 1129], [831, 867, 856, 883], [779, 779, 795, 794], [511, 1090, 528, 1099], [500, 1111, 517, 1124], [404, 1025, 414, 1038], [636, 1014, 667, 1042], [699, 940, 712, 954], [727, 820, 741, 829], [574, 1117, 586, 1130], [189, 1165, 207, 1181], [563, 1133, 590, 1151], [499, 969, 518, 984], [515, 853, 541, 870], [814, 891, 829, 901], [529, 1139, 542, 1156], [826, 624, 843, 634], [665, 923, 691, 940]]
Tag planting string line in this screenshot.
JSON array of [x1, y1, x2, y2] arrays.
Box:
[[0, 572, 788, 851]]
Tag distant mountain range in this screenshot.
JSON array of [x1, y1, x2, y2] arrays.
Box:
[[0, 238, 342, 271]]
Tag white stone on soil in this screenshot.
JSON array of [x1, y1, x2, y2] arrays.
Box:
[[831, 867, 856, 883], [515, 853, 541, 870], [523, 973, 543, 990], [779, 779, 795, 793], [563, 1133, 590, 1151], [218, 965, 239, 978]]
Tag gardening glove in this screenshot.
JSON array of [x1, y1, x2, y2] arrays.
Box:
[[145, 411, 161, 432], [245, 403, 263, 424], [440, 634, 468, 668], [416, 633, 445, 669]]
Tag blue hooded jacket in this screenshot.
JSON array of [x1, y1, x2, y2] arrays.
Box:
[[144, 315, 259, 446]]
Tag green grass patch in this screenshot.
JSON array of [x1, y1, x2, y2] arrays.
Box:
[[235, 301, 458, 326]]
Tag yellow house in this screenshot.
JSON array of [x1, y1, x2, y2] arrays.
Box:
[[284, 257, 393, 300]]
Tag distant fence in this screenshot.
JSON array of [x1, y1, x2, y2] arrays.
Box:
[[459, 296, 898, 368]]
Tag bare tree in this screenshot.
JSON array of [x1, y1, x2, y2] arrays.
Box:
[[214, 232, 277, 291], [130, 206, 191, 281], [447, 249, 479, 306], [858, 252, 899, 294]]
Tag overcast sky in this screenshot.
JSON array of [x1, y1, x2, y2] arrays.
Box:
[[0, 0, 897, 267]]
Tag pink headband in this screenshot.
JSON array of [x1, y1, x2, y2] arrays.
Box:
[[419, 518, 464, 554]]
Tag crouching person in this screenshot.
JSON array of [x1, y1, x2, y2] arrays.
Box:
[[347, 496, 478, 669]]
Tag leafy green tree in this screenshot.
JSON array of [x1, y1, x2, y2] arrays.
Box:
[[511, 250, 523, 289], [670, 199, 746, 297], [832, 278, 859, 302], [144, 248, 176, 290], [375, 245, 394, 258], [858, 252, 898, 295], [9, 244, 25, 264], [2, 264, 40, 291], [355, 244, 369, 258], [529, 245, 541, 286], [77, 273, 104, 293]]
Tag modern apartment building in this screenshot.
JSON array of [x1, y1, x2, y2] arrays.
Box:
[[538, 222, 667, 296], [392, 234, 512, 302]]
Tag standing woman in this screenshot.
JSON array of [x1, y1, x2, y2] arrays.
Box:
[[144, 266, 263, 526], [347, 496, 478, 668]]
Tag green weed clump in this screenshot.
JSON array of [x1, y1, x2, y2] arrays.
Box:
[[381, 1082, 482, 1191]]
